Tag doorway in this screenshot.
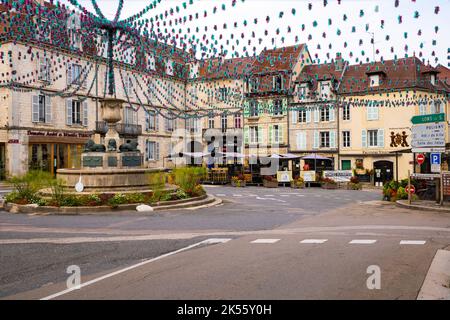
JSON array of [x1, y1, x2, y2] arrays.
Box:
[[373, 160, 394, 185]]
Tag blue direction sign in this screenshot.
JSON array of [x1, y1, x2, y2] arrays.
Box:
[[431, 153, 441, 165]]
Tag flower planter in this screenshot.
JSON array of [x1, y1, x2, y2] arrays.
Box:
[[231, 180, 246, 187], [263, 180, 279, 188], [321, 183, 338, 189], [290, 182, 305, 189], [346, 182, 362, 190]]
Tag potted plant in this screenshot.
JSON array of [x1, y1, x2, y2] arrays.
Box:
[[231, 174, 246, 187], [347, 176, 362, 190], [262, 175, 278, 188], [291, 176, 305, 189], [321, 177, 338, 189]]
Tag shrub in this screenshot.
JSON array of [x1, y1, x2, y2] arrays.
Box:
[[50, 179, 66, 206], [172, 167, 206, 196], [125, 193, 146, 204], [175, 189, 189, 200], [7, 170, 53, 204], [108, 193, 127, 208], [350, 176, 360, 184], [321, 177, 337, 185]]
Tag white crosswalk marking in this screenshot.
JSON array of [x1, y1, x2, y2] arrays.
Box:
[[349, 239, 377, 244], [233, 194, 243, 197], [280, 195, 290, 197], [251, 239, 280, 244], [300, 239, 328, 244], [216, 194, 226, 197], [400, 240, 426, 245]]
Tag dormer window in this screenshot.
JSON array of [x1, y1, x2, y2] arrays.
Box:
[[320, 83, 331, 99], [430, 74, 436, 85], [67, 14, 81, 50], [273, 75, 283, 91], [166, 59, 174, 76], [298, 85, 308, 100], [147, 54, 156, 71], [189, 62, 199, 79], [369, 74, 380, 87]]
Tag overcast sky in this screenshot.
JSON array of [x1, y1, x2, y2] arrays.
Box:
[[63, 0, 449, 66]]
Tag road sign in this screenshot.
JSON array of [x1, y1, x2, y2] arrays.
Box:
[[411, 113, 445, 124], [411, 147, 446, 153], [406, 185, 415, 194], [431, 164, 441, 173], [430, 153, 441, 165], [411, 123, 445, 148], [416, 154, 425, 165]]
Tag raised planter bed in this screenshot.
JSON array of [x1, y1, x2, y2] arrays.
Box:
[[321, 183, 338, 189], [3, 194, 210, 215], [231, 180, 246, 187]]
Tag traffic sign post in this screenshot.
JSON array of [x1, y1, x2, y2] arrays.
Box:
[[416, 154, 425, 165], [430, 153, 441, 173], [411, 113, 445, 124], [406, 185, 415, 195]]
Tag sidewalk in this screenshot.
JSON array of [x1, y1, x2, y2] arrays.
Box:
[[396, 200, 450, 213]]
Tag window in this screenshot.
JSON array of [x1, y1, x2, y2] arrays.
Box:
[[37, 19, 51, 42], [343, 104, 351, 120], [429, 101, 436, 114], [419, 102, 427, 115], [39, 57, 51, 82], [71, 100, 82, 125], [320, 106, 330, 122], [165, 117, 175, 132], [273, 125, 282, 143], [273, 75, 283, 91], [147, 141, 159, 161], [189, 62, 198, 79], [369, 74, 380, 87], [320, 131, 330, 148], [273, 100, 283, 115], [221, 113, 228, 131], [191, 87, 198, 104], [298, 85, 308, 100], [296, 132, 307, 149], [147, 111, 157, 131], [67, 63, 83, 86], [367, 104, 379, 120], [368, 130, 378, 147], [430, 74, 436, 86], [298, 108, 307, 122], [123, 47, 134, 65], [208, 115, 215, 129], [218, 88, 228, 101], [320, 83, 330, 99], [234, 113, 242, 128], [166, 59, 174, 76], [32, 94, 51, 123], [147, 54, 156, 71], [148, 80, 155, 102], [167, 83, 174, 104], [67, 14, 81, 50], [342, 131, 351, 148], [188, 117, 200, 133], [250, 101, 258, 117], [124, 107, 137, 125], [124, 75, 134, 97], [250, 78, 259, 92], [249, 126, 258, 144]]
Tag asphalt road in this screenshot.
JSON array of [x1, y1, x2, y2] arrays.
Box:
[[1, 185, 450, 299]]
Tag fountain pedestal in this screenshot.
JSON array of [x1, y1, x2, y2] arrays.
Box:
[[57, 98, 161, 193]]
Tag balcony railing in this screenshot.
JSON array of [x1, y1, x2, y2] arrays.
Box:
[[95, 121, 142, 137]]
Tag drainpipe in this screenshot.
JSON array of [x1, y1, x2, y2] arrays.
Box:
[[335, 61, 348, 170]]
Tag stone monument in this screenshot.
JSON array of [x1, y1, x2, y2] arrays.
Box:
[[57, 98, 160, 193]]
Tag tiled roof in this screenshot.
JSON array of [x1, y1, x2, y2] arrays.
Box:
[[295, 62, 345, 83], [251, 44, 306, 74], [338, 57, 447, 95], [198, 56, 256, 80]]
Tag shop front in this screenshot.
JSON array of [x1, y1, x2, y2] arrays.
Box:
[[27, 130, 92, 175]]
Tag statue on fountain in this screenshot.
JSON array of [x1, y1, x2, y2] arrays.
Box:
[[119, 140, 139, 153], [83, 140, 106, 153]]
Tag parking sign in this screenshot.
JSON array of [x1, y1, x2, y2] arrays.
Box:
[[430, 153, 441, 165]]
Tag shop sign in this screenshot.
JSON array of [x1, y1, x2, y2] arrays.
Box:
[[7, 139, 19, 144], [410, 173, 439, 180], [323, 170, 353, 182], [27, 130, 92, 138], [277, 170, 292, 182], [301, 171, 316, 182], [442, 172, 450, 196]]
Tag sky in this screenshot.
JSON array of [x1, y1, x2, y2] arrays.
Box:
[[62, 0, 449, 66]]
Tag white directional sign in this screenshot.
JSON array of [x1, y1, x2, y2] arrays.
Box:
[[411, 123, 445, 148]]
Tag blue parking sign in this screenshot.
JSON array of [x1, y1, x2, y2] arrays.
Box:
[[430, 153, 441, 165]]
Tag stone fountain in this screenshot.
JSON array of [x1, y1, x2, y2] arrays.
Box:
[[57, 98, 160, 193]]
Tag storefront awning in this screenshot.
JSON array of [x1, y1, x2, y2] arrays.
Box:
[[301, 154, 332, 160]]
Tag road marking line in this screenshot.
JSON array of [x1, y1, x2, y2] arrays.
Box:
[[296, 194, 305, 197], [400, 240, 426, 245], [216, 194, 226, 197], [251, 238, 280, 244], [349, 239, 377, 244], [232, 194, 243, 197], [40, 238, 230, 300], [280, 195, 290, 197], [300, 239, 328, 244]]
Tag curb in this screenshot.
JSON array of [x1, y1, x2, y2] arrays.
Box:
[[396, 200, 450, 213], [2, 194, 220, 215], [417, 249, 450, 300]]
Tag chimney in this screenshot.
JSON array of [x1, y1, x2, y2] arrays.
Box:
[[335, 52, 344, 71]]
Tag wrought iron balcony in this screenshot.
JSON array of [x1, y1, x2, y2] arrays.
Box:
[[95, 121, 142, 137], [116, 123, 142, 137]]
